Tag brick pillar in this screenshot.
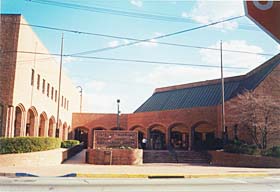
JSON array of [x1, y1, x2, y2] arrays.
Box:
[[5, 106, 14, 137]]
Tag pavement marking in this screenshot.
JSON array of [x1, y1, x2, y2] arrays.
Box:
[[219, 178, 249, 184]]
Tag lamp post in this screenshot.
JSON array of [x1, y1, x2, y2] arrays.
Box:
[[116, 99, 120, 130], [76, 86, 83, 113]]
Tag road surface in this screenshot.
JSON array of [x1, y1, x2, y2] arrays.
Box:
[[1, 176, 280, 192]]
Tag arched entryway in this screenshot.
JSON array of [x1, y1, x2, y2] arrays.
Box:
[[48, 116, 55, 137], [26, 107, 38, 136], [74, 127, 89, 148], [130, 125, 147, 149], [39, 112, 48, 137], [14, 104, 26, 137], [169, 123, 189, 150], [191, 121, 215, 150], [62, 122, 68, 141], [55, 119, 62, 138], [148, 124, 167, 150]]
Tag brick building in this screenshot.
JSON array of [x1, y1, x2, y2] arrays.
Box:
[[0, 14, 80, 140], [72, 54, 280, 150]]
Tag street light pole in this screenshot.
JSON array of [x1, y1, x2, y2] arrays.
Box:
[[76, 86, 83, 113], [220, 40, 226, 143], [116, 99, 120, 130], [56, 33, 63, 138]]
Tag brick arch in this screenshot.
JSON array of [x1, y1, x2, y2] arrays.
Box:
[[190, 121, 215, 150], [39, 112, 48, 137], [168, 122, 189, 149], [74, 126, 90, 148], [14, 103, 26, 137], [130, 125, 147, 138], [191, 121, 214, 133], [26, 106, 38, 136], [48, 116, 56, 137], [148, 124, 167, 150]]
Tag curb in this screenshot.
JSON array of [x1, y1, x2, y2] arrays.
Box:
[[1, 172, 279, 178], [63, 172, 273, 179]]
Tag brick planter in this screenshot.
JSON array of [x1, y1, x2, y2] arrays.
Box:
[[209, 150, 280, 168], [87, 149, 143, 165]]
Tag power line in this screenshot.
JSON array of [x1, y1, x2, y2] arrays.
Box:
[[68, 15, 245, 55], [26, 0, 259, 31], [3, 21, 273, 57], [8, 50, 248, 70]]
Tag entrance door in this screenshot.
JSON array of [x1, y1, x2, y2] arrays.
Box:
[[150, 130, 165, 150], [74, 128, 88, 148], [170, 131, 189, 150]]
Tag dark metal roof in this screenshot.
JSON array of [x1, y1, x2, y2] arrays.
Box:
[[135, 54, 280, 113]]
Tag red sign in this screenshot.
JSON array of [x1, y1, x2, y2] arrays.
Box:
[[244, 1, 280, 43]]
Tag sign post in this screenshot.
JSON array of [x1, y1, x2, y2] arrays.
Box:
[[244, 1, 280, 43]]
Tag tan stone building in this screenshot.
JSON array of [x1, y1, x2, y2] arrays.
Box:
[[0, 14, 80, 140]]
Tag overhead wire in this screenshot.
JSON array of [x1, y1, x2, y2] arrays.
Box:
[[7, 50, 248, 70]]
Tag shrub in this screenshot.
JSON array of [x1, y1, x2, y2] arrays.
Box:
[[0, 137, 61, 154], [262, 146, 280, 158], [61, 140, 80, 148], [224, 140, 259, 155]]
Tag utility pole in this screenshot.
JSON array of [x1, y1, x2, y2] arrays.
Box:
[[76, 86, 83, 113], [56, 33, 64, 138], [116, 99, 120, 130], [220, 40, 226, 143]]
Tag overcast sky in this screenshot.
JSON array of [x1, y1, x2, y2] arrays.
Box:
[[2, 0, 280, 113]]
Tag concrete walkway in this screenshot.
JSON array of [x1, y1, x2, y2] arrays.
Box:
[[0, 150, 279, 177]]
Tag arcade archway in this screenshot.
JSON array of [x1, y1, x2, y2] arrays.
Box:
[[39, 112, 48, 137], [191, 121, 215, 150], [169, 123, 189, 150], [74, 127, 89, 148], [130, 125, 147, 149], [26, 107, 38, 136], [14, 104, 25, 137], [48, 116, 55, 137], [148, 124, 167, 150]]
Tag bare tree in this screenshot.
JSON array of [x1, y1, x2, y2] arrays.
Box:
[[230, 91, 280, 149]]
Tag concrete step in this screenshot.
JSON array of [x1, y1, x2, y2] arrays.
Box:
[[143, 150, 210, 164]]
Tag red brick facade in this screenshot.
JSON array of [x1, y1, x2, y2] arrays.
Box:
[[72, 55, 280, 150]]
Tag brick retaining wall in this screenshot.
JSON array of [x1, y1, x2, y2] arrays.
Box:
[[209, 151, 280, 168], [0, 148, 66, 166]]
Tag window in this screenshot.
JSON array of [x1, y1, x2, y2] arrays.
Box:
[[42, 79, 45, 94], [64, 98, 66, 109], [61, 96, 64, 107], [51, 87, 54, 100], [47, 83, 50, 97], [67, 100, 69, 111], [37, 74, 40, 90], [55, 90, 57, 102], [31, 69, 34, 86]]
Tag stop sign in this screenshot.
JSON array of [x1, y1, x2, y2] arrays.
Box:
[[244, 1, 280, 44]]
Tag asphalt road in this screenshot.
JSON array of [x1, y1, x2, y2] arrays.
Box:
[[1, 176, 280, 192]]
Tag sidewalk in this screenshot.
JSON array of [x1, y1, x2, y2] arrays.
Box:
[[0, 150, 279, 178]]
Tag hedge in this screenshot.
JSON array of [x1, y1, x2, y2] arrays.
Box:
[[224, 140, 259, 155], [262, 146, 280, 158], [61, 140, 80, 148], [0, 137, 61, 154]]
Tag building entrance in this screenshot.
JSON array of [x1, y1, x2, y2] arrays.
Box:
[[150, 130, 165, 150], [75, 128, 88, 148]]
